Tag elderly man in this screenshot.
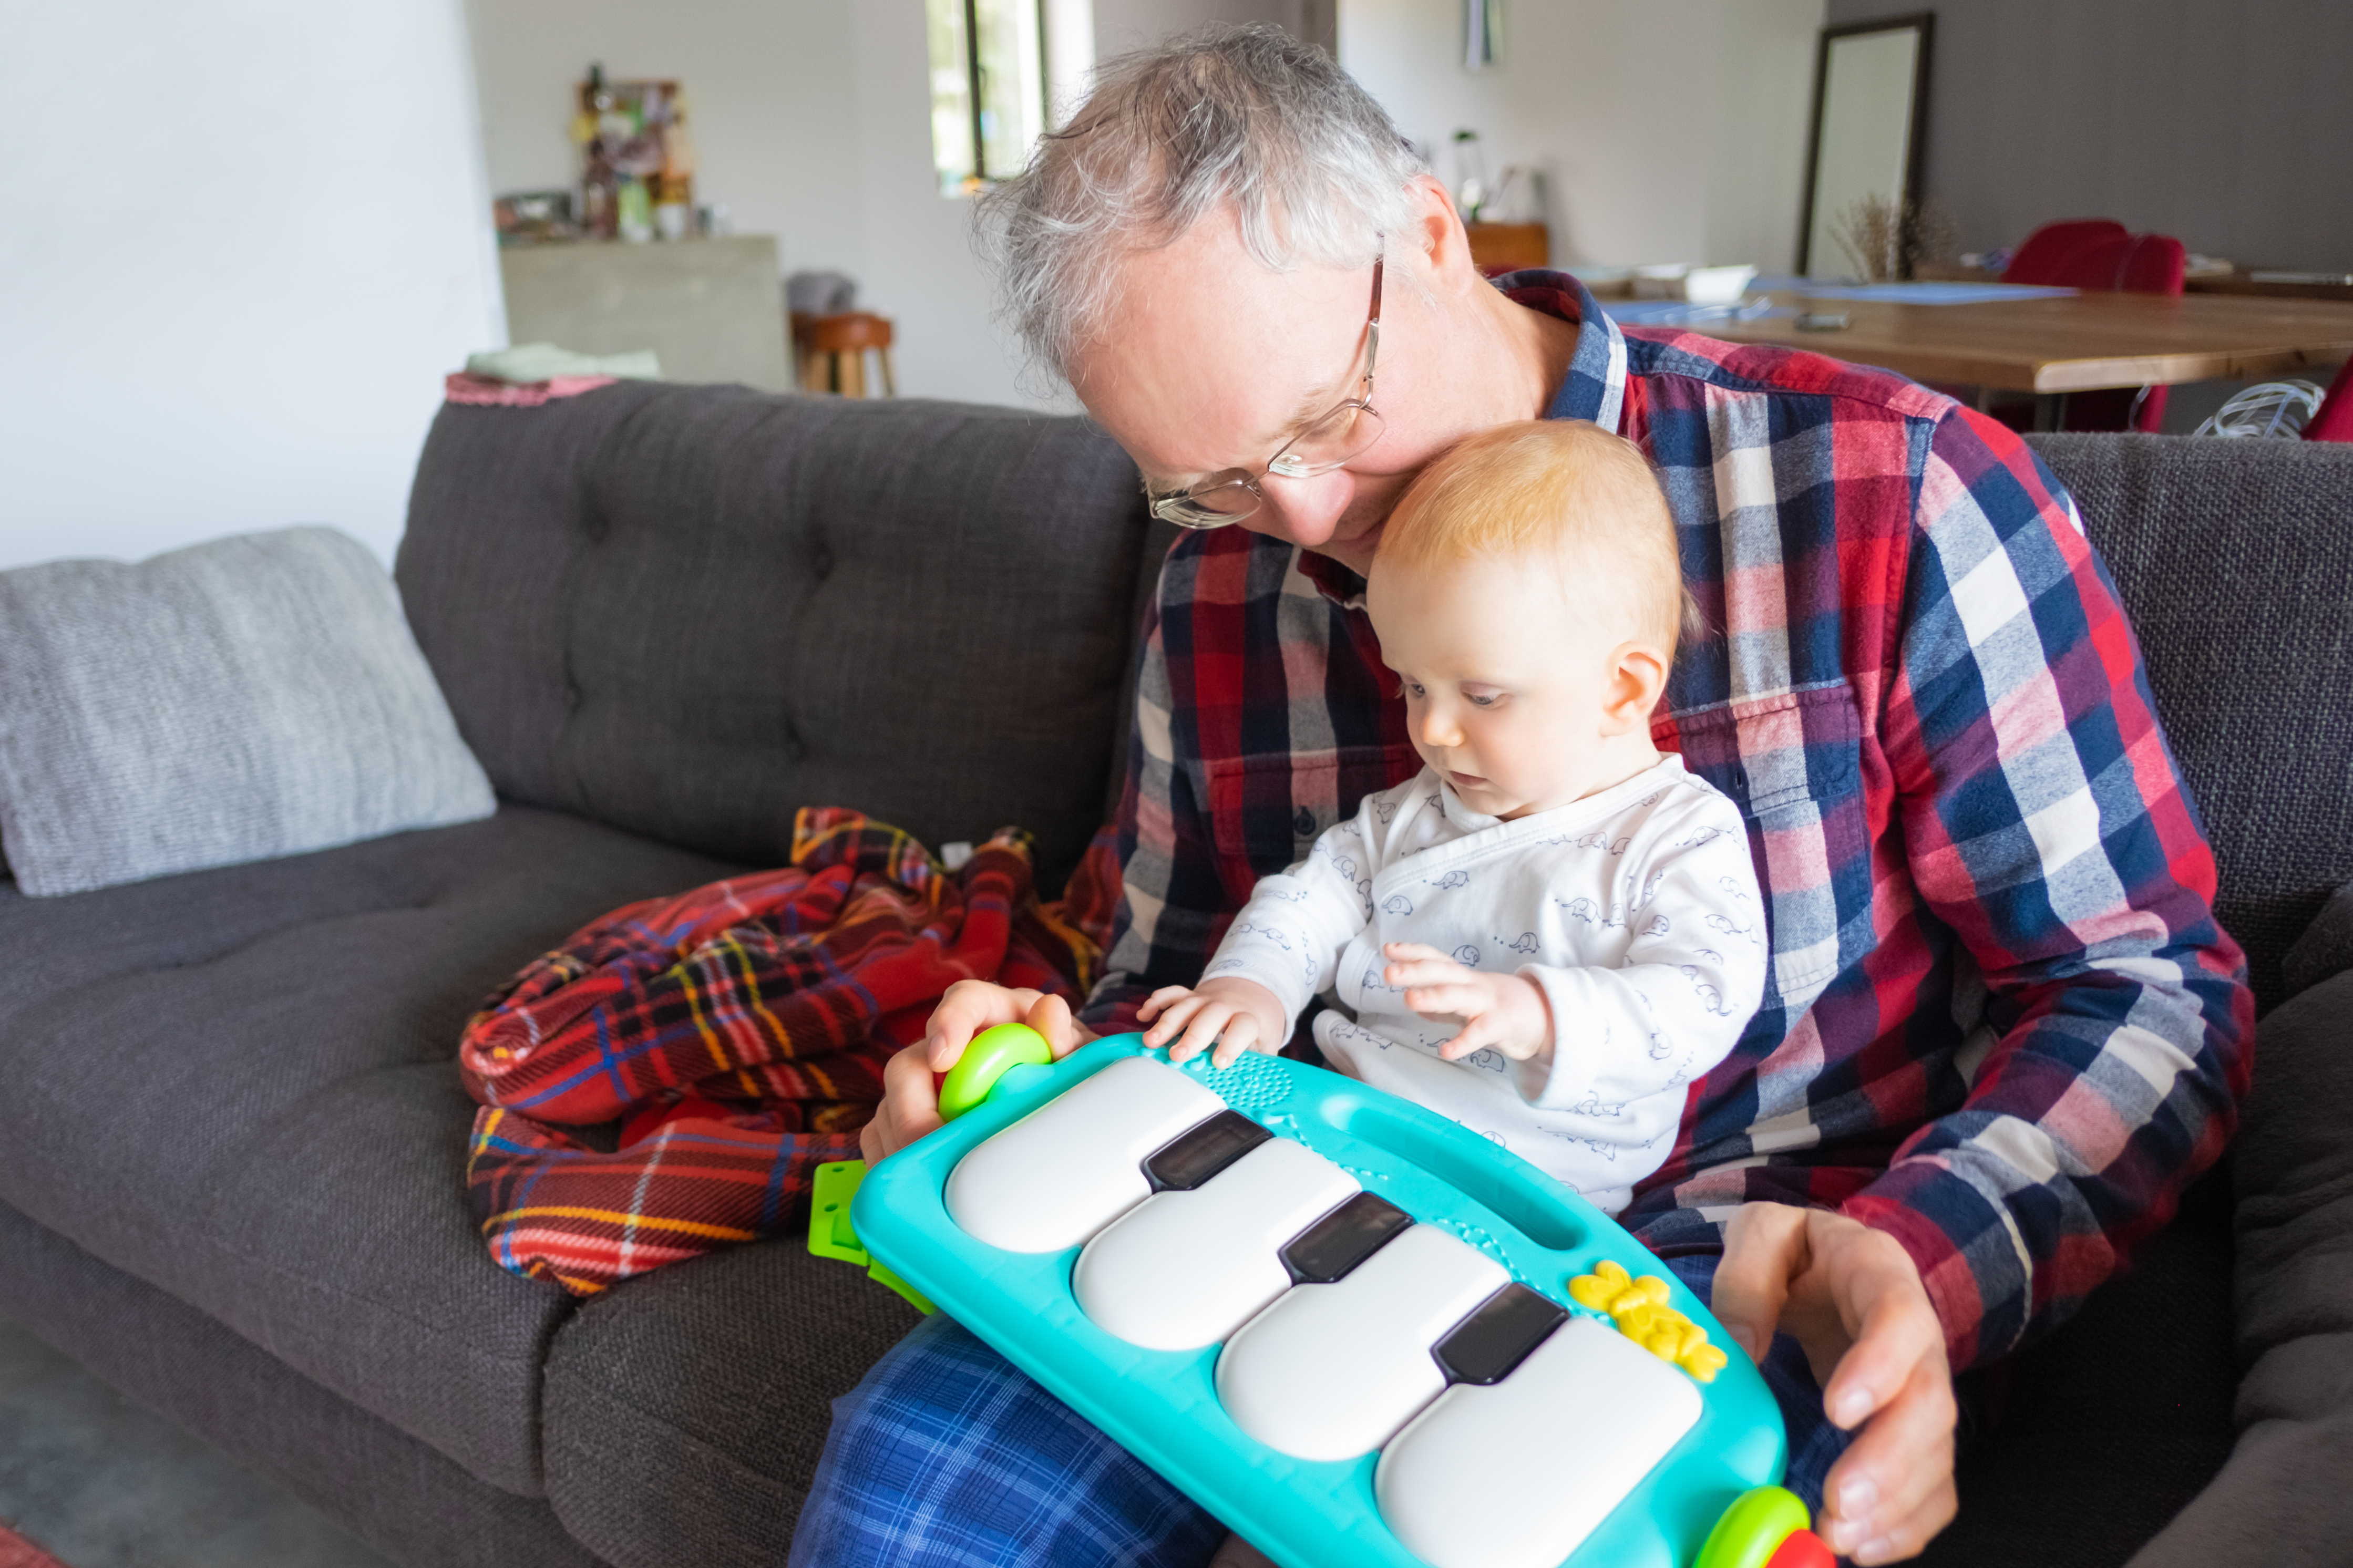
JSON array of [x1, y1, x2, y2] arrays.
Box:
[[793, 26, 2249, 1568]]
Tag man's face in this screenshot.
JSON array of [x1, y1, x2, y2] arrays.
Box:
[[1067, 206, 1460, 571]]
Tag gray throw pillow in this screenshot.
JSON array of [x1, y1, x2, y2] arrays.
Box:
[[0, 527, 495, 895]]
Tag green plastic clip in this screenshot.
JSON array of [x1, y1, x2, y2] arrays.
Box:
[[809, 1159, 934, 1315]]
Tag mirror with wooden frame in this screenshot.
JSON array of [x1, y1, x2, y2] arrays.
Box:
[[1796, 13, 1935, 278]]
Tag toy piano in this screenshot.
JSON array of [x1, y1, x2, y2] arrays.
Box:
[[810, 1027, 1831, 1568]]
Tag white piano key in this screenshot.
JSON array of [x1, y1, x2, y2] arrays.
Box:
[[1216, 1224, 1508, 1461], [1073, 1137, 1358, 1351], [943, 1055, 1225, 1254], [1374, 1316, 1702, 1568]]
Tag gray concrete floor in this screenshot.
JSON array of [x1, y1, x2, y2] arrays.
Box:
[[0, 1310, 394, 1568]]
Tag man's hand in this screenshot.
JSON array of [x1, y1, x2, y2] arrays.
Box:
[[859, 982, 1090, 1164], [1381, 942, 1554, 1063], [1138, 977, 1287, 1068], [1713, 1204, 1958, 1564]]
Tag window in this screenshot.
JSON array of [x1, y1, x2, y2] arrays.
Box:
[[926, 0, 1050, 193]]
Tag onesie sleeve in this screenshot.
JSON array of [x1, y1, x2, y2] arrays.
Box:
[[1198, 802, 1379, 1038], [1516, 796, 1768, 1111]]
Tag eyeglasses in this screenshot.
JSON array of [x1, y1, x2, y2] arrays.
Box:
[[1147, 253, 1387, 530]]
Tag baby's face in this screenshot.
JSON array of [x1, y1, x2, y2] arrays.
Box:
[[1367, 552, 1635, 820]]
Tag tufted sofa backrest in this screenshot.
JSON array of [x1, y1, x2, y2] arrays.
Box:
[[2027, 432, 2353, 1009], [396, 383, 1155, 891]]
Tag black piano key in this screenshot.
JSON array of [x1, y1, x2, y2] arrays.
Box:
[[1142, 1109, 1272, 1192], [1279, 1191, 1414, 1284], [1431, 1282, 1568, 1386]]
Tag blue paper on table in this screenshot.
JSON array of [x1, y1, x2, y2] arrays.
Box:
[[1748, 278, 2078, 305], [1600, 299, 1795, 327]]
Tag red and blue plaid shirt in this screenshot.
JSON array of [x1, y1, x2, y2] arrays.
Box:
[[1082, 272, 2254, 1373]]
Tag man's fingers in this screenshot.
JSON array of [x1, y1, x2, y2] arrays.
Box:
[[1711, 1203, 1812, 1365], [1023, 991, 1087, 1058], [1843, 1470, 1957, 1567], [1818, 1358, 1958, 1562], [924, 981, 1042, 1069], [1816, 1240, 1947, 1430], [868, 1041, 946, 1163]]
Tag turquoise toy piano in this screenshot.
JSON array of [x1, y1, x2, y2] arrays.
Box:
[[809, 1026, 1832, 1568]]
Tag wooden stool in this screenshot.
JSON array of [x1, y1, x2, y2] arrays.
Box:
[[791, 311, 896, 397]]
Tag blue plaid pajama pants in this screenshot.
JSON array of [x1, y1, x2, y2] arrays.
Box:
[[786, 1253, 1854, 1567]]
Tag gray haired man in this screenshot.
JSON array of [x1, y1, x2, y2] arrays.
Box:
[[803, 25, 2249, 1568]]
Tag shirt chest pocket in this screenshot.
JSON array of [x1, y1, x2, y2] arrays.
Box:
[[1661, 686, 1871, 1020], [1205, 744, 1420, 907]]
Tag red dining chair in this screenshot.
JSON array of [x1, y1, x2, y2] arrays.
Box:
[[2049, 232, 2188, 297], [2001, 231, 2187, 432], [2306, 357, 2353, 442], [2000, 220, 2128, 285]]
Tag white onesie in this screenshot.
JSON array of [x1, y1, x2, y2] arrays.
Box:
[[1204, 754, 1766, 1212]]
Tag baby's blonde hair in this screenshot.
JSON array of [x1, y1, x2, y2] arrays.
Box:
[[1373, 419, 1700, 657]]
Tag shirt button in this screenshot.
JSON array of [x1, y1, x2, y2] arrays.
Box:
[[1293, 807, 1316, 838]]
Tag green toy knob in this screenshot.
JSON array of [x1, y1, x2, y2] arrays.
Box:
[[1694, 1485, 1812, 1568], [937, 1023, 1055, 1120]]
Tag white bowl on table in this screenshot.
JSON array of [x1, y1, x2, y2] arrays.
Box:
[[1628, 264, 1757, 305]]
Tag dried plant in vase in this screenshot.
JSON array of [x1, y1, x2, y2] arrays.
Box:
[[1831, 195, 1960, 282]]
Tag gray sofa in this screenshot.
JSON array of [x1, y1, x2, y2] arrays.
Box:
[[0, 383, 2347, 1568]]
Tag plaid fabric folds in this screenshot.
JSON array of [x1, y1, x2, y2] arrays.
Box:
[[461, 808, 1111, 1295]]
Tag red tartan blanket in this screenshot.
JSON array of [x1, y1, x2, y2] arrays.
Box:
[[460, 808, 1114, 1295]]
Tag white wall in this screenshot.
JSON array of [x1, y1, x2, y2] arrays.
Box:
[[466, 0, 1050, 410], [4, 0, 505, 571], [465, 0, 867, 306], [1093, 0, 1318, 54], [463, 0, 1347, 412], [1341, 0, 1824, 273]]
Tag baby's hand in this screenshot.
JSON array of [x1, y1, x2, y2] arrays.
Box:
[[1382, 942, 1554, 1064], [1137, 977, 1287, 1068]]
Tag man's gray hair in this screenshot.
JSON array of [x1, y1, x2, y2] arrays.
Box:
[[978, 24, 1427, 386]]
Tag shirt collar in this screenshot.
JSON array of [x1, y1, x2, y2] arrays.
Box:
[[1491, 268, 1629, 433], [1292, 267, 1630, 612]]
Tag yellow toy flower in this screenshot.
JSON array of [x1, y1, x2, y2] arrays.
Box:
[[1566, 1258, 1727, 1382]]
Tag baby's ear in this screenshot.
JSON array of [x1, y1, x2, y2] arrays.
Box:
[[1601, 641, 1671, 733]]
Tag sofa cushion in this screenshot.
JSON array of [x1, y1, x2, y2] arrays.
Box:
[[2122, 966, 2353, 1566], [0, 527, 494, 896], [2025, 434, 2353, 1008], [2281, 878, 2353, 1003], [0, 806, 742, 1495], [0, 1200, 611, 1568], [539, 1237, 924, 1568], [397, 385, 1154, 893]]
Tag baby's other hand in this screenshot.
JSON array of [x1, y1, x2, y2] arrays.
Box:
[[1138, 978, 1286, 1068], [1381, 942, 1553, 1063]]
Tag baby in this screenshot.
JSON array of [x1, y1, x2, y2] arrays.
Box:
[[1138, 419, 1766, 1213]]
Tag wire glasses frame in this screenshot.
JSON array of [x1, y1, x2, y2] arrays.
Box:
[[1147, 254, 1388, 530]]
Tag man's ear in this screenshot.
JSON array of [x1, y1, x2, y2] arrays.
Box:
[[1399, 174, 1479, 297], [1600, 642, 1671, 735]]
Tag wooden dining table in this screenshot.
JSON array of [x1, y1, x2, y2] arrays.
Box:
[[1696, 288, 2353, 429]]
